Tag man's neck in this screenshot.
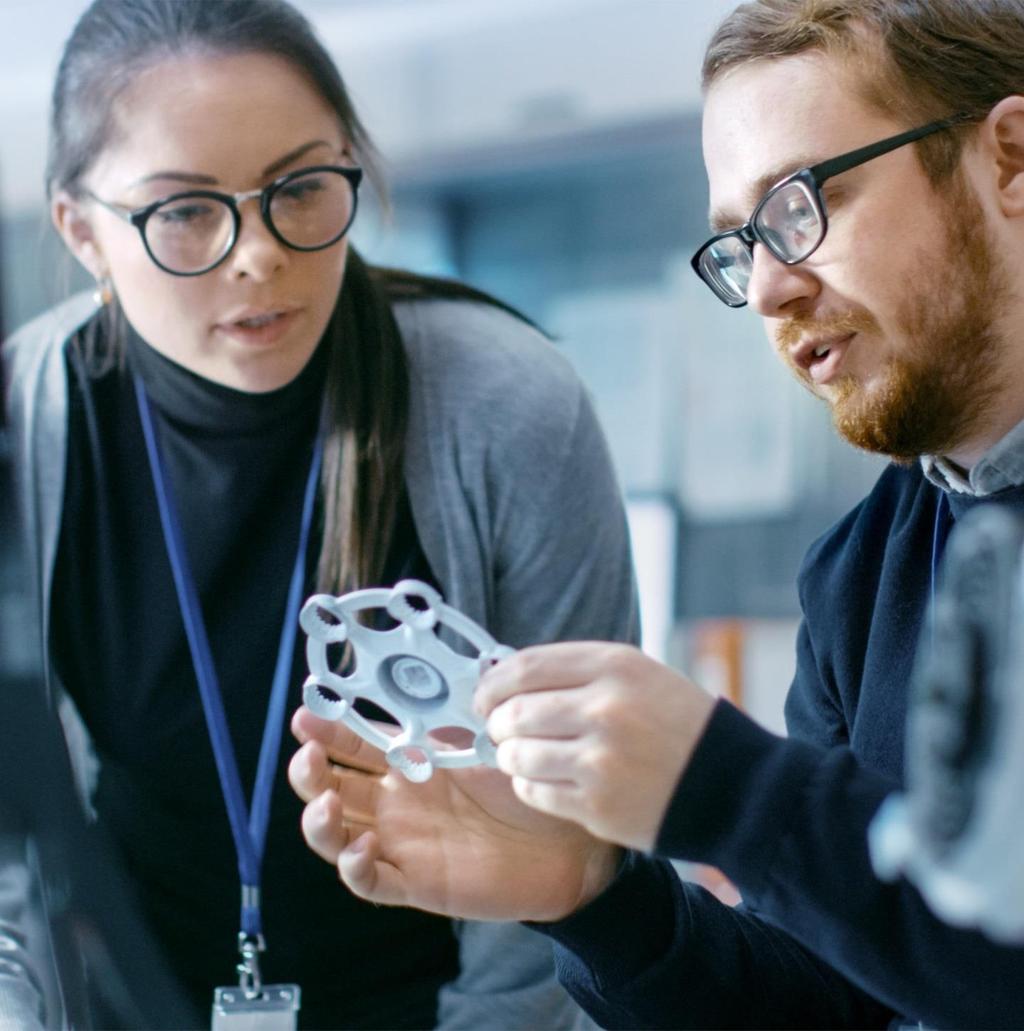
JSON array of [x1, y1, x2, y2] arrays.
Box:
[[944, 305, 1024, 470], [945, 406, 1024, 471], [928, 410, 1024, 498]]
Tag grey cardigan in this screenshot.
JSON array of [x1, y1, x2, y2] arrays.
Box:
[[2, 292, 640, 1029]]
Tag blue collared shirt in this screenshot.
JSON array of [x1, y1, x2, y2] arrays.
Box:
[[921, 418, 1024, 496]]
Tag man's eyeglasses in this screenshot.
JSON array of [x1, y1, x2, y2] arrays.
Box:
[[88, 164, 363, 277], [690, 116, 969, 308]]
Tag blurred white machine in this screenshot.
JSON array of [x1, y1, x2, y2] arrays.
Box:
[[870, 505, 1024, 943]]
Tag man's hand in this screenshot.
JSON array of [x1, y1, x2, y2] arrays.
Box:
[[288, 707, 622, 922], [476, 642, 716, 852]]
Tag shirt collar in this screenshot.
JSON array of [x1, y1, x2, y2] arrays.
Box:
[[921, 417, 1024, 497]]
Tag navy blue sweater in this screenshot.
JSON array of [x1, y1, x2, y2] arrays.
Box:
[[539, 463, 1024, 1029]]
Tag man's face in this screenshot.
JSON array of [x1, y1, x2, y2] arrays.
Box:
[[701, 52, 1010, 460]]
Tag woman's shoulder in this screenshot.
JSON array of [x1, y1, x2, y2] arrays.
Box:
[[393, 296, 584, 420], [4, 292, 96, 376]]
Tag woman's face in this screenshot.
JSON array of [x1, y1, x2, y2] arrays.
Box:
[[55, 51, 353, 393]]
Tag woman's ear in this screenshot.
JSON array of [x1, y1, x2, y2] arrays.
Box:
[[52, 190, 106, 278], [980, 96, 1024, 218]]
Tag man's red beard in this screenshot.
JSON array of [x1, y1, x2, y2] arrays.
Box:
[[775, 172, 1008, 461]]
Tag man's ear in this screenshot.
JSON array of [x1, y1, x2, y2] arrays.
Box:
[[981, 96, 1024, 217], [52, 190, 107, 278]]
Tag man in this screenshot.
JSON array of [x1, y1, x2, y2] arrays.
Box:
[[290, 1, 1024, 1025]]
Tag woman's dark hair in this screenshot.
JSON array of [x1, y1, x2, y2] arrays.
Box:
[[49, 0, 528, 594]]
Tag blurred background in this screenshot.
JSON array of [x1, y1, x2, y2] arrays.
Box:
[[0, 0, 887, 734]]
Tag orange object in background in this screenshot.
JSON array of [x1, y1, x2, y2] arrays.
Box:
[[687, 863, 743, 907], [678, 617, 800, 905], [683, 619, 747, 907], [689, 618, 745, 707]]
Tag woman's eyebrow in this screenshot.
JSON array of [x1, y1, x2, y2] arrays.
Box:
[[126, 169, 218, 189], [262, 139, 337, 177], [122, 140, 339, 192]]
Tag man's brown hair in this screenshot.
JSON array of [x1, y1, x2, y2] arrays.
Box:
[[702, 0, 1024, 183]]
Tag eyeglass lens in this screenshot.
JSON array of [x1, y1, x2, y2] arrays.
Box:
[[699, 237, 752, 306], [699, 178, 825, 305], [144, 168, 356, 274], [756, 179, 822, 263]]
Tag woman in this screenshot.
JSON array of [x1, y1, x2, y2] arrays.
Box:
[[1, 1, 638, 1027]]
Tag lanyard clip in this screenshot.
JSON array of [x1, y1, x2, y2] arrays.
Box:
[[236, 931, 266, 999]]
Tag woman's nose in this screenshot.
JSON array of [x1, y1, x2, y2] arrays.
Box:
[[225, 202, 288, 282]]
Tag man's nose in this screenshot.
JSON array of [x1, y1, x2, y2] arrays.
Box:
[[745, 242, 819, 317]]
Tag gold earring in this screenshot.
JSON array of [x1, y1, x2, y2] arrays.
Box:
[[92, 275, 113, 307]]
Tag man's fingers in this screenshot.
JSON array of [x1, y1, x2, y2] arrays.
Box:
[[494, 737, 581, 782], [486, 688, 590, 742], [291, 706, 388, 774], [509, 775, 584, 826], [289, 742, 383, 820], [332, 766, 382, 823], [300, 790, 354, 864], [338, 834, 411, 908], [289, 740, 334, 803], [475, 642, 635, 718]]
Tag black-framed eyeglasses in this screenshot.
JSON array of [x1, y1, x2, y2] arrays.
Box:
[[88, 164, 363, 277], [690, 116, 970, 308]]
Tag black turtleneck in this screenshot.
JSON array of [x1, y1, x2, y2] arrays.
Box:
[[51, 313, 457, 1030]]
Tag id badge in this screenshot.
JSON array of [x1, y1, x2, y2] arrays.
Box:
[[211, 984, 300, 1031]]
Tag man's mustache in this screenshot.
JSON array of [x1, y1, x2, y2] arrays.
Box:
[[774, 310, 878, 352]]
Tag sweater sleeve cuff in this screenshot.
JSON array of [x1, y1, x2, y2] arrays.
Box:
[[526, 850, 680, 983], [654, 698, 823, 898]]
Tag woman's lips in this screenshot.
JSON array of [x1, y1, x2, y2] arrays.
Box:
[[214, 309, 299, 347]]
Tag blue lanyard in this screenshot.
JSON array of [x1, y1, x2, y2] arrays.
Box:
[[930, 490, 952, 648], [133, 373, 322, 939]]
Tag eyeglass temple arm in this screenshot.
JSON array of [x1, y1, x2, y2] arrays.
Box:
[[85, 192, 137, 224], [810, 114, 972, 186]]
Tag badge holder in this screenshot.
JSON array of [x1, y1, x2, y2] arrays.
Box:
[[212, 932, 301, 1030], [300, 579, 513, 781], [136, 374, 317, 1030]]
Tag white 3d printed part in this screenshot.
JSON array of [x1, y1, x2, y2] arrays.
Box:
[[299, 580, 513, 782]]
